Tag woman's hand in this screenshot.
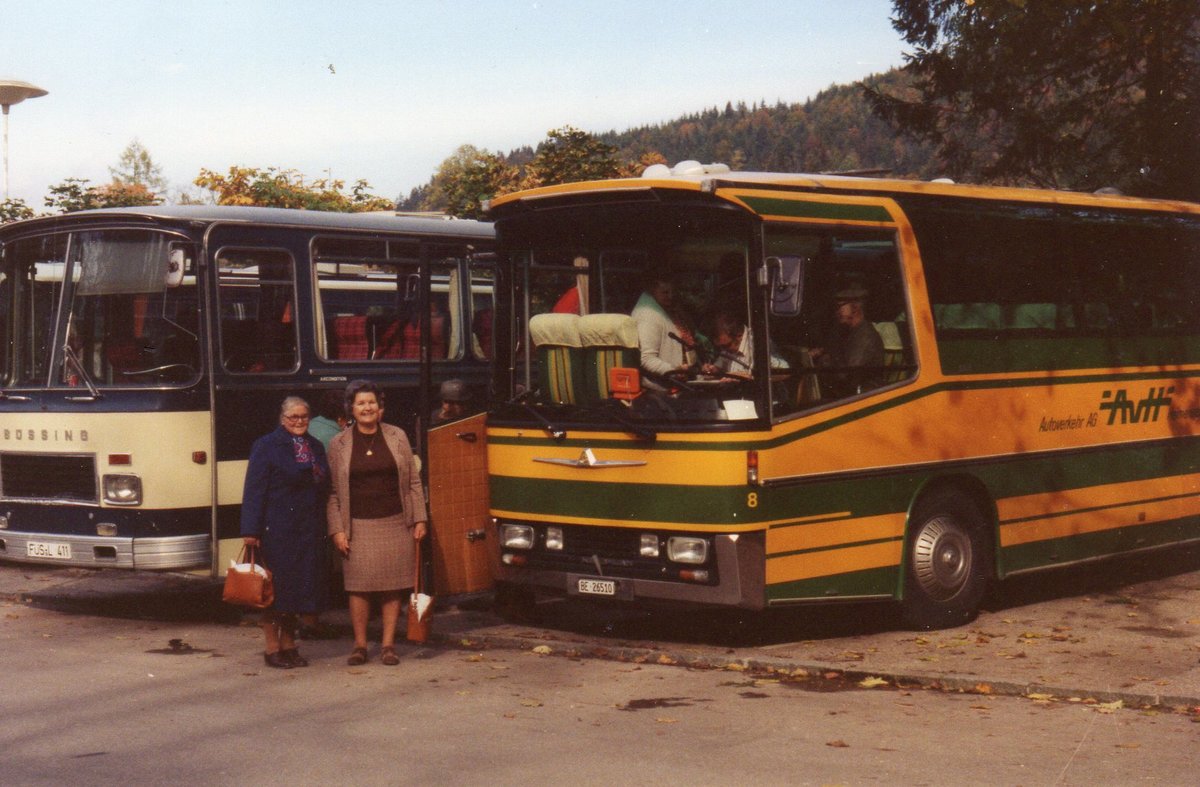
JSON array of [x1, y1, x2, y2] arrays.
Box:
[[332, 531, 350, 557], [242, 536, 261, 546], [413, 522, 427, 540]]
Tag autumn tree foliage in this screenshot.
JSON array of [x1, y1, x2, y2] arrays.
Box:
[[521, 126, 621, 188], [866, 0, 1200, 199], [194, 167, 394, 212], [423, 145, 520, 219], [0, 198, 35, 224], [44, 178, 162, 213]]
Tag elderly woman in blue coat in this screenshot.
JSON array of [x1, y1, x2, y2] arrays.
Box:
[[241, 396, 330, 669]]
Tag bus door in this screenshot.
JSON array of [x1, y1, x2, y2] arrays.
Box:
[[426, 404, 493, 596], [205, 223, 305, 573]]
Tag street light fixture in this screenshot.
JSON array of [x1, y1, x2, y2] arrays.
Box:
[[0, 80, 49, 200]]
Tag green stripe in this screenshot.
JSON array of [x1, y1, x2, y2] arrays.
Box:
[[739, 196, 894, 224], [1002, 516, 1200, 574], [939, 335, 1200, 375], [490, 476, 754, 525]]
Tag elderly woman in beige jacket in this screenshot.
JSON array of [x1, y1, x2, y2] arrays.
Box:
[[327, 380, 427, 666]]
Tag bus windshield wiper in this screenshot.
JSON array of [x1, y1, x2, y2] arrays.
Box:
[[62, 344, 102, 399], [508, 391, 566, 440], [599, 401, 657, 442]]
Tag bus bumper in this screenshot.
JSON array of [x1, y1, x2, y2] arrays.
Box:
[[493, 530, 766, 610], [0, 530, 210, 570]]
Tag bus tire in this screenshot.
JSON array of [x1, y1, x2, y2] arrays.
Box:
[[901, 490, 989, 630]]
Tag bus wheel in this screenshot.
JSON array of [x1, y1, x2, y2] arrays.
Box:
[[901, 491, 989, 630]]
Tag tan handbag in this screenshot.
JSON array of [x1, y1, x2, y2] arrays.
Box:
[[406, 547, 434, 642], [222, 545, 275, 609]]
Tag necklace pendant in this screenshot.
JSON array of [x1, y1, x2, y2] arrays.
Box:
[[366, 449, 373, 456]]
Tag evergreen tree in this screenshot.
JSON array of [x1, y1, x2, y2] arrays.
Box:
[[110, 139, 168, 193], [866, 0, 1200, 199]]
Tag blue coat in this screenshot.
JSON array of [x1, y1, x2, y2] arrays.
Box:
[[240, 426, 331, 614]]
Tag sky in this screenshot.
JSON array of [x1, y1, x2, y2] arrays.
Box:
[[1, 1, 909, 207]]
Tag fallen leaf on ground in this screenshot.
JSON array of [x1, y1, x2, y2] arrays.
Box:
[[826, 740, 850, 748], [656, 717, 678, 724], [858, 676, 888, 688], [531, 645, 552, 655]]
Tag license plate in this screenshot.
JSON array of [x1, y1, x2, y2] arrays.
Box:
[[577, 577, 615, 596], [27, 540, 72, 560]]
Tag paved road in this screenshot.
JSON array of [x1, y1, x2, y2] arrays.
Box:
[[2, 598, 1198, 786], [3, 545, 1199, 712]]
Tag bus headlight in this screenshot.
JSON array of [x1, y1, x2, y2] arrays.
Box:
[[667, 536, 708, 564], [545, 526, 564, 551], [640, 534, 660, 557], [500, 524, 535, 550], [102, 474, 142, 506]]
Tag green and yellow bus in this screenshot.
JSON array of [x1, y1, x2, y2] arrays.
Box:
[[484, 162, 1200, 629]]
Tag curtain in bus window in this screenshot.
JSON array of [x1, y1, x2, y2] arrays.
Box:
[[62, 231, 201, 387], [77, 234, 169, 295]]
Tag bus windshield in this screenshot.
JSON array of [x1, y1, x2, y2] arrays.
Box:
[[2, 228, 201, 389], [499, 203, 764, 427]]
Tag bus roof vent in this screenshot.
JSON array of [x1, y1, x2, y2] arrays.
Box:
[[643, 161, 731, 179]]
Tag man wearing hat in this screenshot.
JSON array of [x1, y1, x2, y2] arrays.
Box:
[[810, 284, 885, 396], [431, 379, 472, 426]]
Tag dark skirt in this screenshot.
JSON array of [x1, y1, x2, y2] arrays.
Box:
[[342, 514, 414, 592]]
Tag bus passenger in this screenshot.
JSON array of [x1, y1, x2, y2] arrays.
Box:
[[431, 378, 472, 426], [327, 380, 428, 667], [810, 285, 885, 396], [631, 274, 694, 386], [704, 310, 790, 378], [241, 396, 331, 669]]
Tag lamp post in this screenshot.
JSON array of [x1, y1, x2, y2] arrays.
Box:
[[0, 80, 48, 200]]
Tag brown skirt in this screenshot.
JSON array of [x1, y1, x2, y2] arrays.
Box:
[[342, 514, 414, 592]]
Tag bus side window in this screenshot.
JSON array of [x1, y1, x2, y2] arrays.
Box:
[[217, 249, 299, 374]]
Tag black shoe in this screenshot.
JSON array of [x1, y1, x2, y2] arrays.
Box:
[[281, 648, 309, 667], [264, 651, 293, 669]]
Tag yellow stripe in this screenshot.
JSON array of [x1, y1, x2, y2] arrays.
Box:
[[488, 444, 746, 485], [766, 540, 903, 584], [999, 474, 1200, 547], [766, 513, 906, 556]]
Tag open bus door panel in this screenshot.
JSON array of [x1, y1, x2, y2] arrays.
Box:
[[426, 412, 493, 596]]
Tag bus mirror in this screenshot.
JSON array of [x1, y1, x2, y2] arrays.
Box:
[[766, 255, 805, 316], [165, 248, 187, 288]]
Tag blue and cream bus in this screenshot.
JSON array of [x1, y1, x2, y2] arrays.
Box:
[[0, 206, 494, 579]]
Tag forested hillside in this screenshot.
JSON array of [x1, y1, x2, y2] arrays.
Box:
[[599, 70, 938, 178], [397, 69, 941, 212]]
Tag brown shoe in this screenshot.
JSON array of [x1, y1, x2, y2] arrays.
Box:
[[347, 646, 369, 666], [264, 651, 293, 669], [381, 646, 399, 666]]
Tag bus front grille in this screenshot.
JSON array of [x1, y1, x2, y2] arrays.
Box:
[[0, 453, 98, 503]]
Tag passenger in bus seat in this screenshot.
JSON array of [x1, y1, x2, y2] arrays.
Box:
[[809, 285, 885, 396], [241, 396, 331, 669], [327, 380, 428, 667], [631, 274, 695, 387]]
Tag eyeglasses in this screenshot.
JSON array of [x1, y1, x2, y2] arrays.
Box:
[[283, 414, 310, 422]]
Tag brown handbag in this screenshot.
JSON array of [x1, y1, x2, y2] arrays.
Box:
[[222, 545, 275, 609], [406, 546, 433, 642]]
